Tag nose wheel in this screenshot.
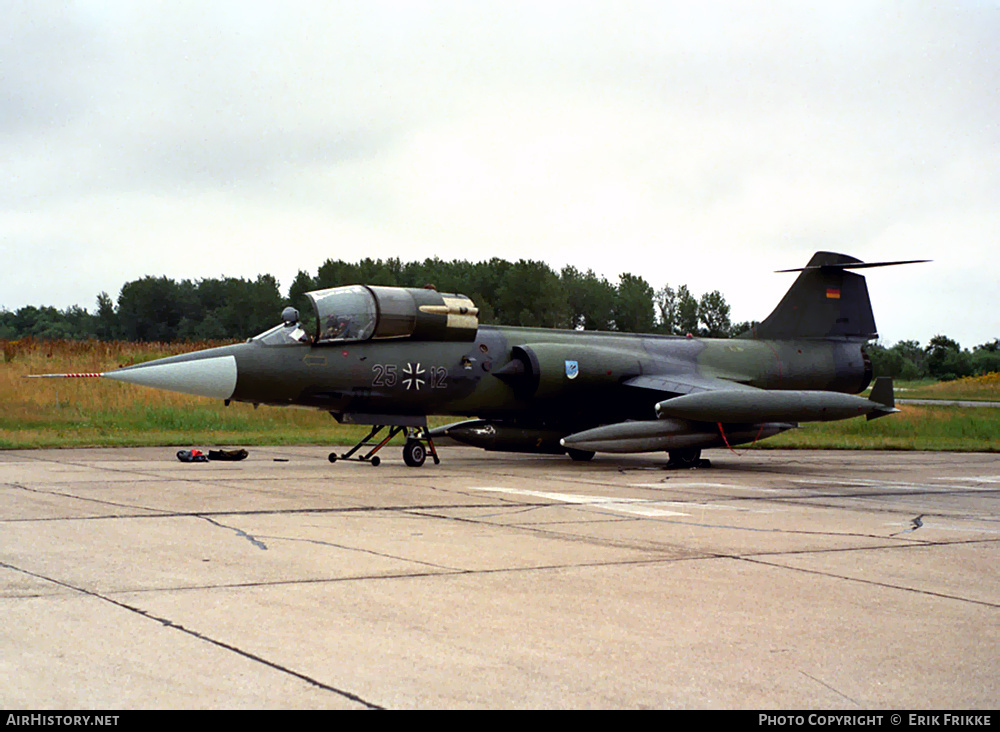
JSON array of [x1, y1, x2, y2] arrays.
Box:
[[403, 439, 427, 467]]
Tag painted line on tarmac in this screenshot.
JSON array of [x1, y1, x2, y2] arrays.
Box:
[[467, 485, 691, 517], [466, 486, 770, 518], [629, 481, 783, 493], [791, 478, 997, 492]]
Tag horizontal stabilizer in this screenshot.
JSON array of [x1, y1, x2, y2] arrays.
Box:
[[776, 259, 930, 273]]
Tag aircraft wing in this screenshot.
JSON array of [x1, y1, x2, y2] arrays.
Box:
[[562, 375, 895, 455], [561, 370, 781, 455], [623, 373, 760, 397]]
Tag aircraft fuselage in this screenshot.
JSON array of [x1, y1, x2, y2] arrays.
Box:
[[149, 326, 870, 431]]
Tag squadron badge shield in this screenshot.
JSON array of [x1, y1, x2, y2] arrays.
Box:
[[565, 360, 579, 380]]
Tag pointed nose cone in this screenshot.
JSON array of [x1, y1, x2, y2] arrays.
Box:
[[103, 354, 238, 400]]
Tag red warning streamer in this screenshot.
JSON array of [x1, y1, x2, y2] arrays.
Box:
[[716, 422, 767, 456]]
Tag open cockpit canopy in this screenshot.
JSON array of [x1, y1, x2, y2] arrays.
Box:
[[253, 285, 479, 346], [311, 285, 380, 342]]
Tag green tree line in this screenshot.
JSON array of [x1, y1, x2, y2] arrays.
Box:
[[2, 256, 997, 380], [0, 256, 737, 341], [867, 336, 1000, 381]]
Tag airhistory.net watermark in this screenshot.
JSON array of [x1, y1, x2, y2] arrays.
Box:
[[6, 716, 119, 727]]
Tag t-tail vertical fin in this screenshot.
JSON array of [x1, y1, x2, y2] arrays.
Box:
[[744, 252, 929, 341]]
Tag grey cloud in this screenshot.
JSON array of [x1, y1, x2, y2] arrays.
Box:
[[1, 1, 997, 345]]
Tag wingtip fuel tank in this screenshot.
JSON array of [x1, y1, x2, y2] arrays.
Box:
[[654, 380, 897, 424]]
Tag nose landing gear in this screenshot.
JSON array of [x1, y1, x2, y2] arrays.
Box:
[[328, 423, 440, 467]]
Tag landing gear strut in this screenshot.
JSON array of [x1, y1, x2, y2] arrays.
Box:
[[666, 448, 711, 469], [328, 424, 440, 467]]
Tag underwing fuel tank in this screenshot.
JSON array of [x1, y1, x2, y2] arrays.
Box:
[[560, 419, 794, 454], [654, 384, 897, 424], [428, 420, 568, 454]]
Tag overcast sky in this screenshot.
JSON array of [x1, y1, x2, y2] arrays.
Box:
[[2, 1, 998, 346]]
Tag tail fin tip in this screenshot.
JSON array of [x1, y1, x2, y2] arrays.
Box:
[[747, 252, 928, 341]]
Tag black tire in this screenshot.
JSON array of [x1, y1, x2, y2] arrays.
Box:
[[328, 453, 338, 463], [566, 448, 596, 462], [370, 456, 381, 467], [403, 440, 427, 468], [667, 448, 702, 468]]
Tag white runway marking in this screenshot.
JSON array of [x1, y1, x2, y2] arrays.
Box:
[[466, 486, 768, 518], [630, 482, 783, 493], [932, 475, 1000, 485], [884, 521, 1000, 535], [467, 486, 690, 517], [791, 478, 997, 492], [629, 482, 731, 489]]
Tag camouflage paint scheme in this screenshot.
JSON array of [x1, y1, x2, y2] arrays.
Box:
[[55, 252, 920, 467]]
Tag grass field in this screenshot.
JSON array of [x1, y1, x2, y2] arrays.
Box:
[[1, 338, 368, 449], [761, 372, 1000, 451], [2, 338, 998, 452], [895, 373, 1000, 402], [763, 403, 1000, 452]]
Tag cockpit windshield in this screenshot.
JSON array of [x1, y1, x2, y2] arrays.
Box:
[[310, 286, 378, 343]]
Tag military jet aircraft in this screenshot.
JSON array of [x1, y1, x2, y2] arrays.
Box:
[[35, 251, 924, 468]]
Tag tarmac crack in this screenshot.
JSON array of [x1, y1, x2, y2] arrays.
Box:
[[197, 515, 269, 550], [412, 494, 934, 546], [251, 533, 462, 572], [398, 504, 1000, 604], [2, 482, 174, 517], [0, 560, 385, 710], [739, 551, 1000, 609], [0, 502, 530, 524], [800, 670, 861, 707]]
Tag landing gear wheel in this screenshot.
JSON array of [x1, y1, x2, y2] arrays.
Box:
[[403, 440, 427, 468], [326, 423, 439, 467], [667, 448, 710, 469], [566, 448, 596, 462]]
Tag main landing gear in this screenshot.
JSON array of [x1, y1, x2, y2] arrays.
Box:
[[328, 424, 440, 468], [666, 448, 712, 470]]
